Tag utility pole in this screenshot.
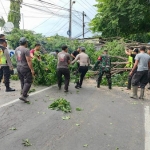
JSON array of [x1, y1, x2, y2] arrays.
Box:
[[21, 13, 24, 33], [83, 11, 86, 39], [69, 0, 72, 39]]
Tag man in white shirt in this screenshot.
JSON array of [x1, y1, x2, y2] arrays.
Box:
[[71, 47, 90, 88]]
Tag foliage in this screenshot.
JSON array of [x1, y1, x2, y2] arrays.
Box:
[[90, 0, 150, 38], [22, 139, 32, 147], [10, 74, 19, 80], [48, 98, 71, 113], [76, 108, 82, 111], [46, 34, 79, 53], [8, 0, 22, 29], [7, 28, 46, 49], [32, 54, 57, 86], [93, 39, 126, 63], [126, 33, 150, 43], [101, 71, 128, 87]]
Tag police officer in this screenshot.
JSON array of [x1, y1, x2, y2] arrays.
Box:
[[15, 37, 35, 102], [93, 50, 112, 89], [0, 38, 15, 92]]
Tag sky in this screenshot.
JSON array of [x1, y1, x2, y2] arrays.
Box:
[[0, 0, 97, 38]]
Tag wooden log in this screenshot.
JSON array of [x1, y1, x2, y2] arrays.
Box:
[[111, 62, 128, 65], [111, 56, 128, 61], [111, 68, 131, 70]]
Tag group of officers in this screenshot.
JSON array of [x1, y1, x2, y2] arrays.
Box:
[[1, 34, 150, 102]]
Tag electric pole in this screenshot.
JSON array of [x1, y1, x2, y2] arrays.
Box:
[[69, 0, 72, 39], [83, 11, 86, 39]]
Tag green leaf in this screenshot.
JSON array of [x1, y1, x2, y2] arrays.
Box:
[[83, 144, 88, 147], [22, 139, 32, 146], [76, 108, 82, 111], [62, 116, 70, 120], [29, 89, 36, 93], [76, 124, 80, 126], [9, 127, 17, 130], [48, 98, 71, 113]]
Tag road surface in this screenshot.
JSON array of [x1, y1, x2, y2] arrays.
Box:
[[0, 80, 150, 150]]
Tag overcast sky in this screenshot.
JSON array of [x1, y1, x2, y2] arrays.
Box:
[[0, 0, 97, 38]]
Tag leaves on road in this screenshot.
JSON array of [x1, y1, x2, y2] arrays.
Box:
[[22, 139, 32, 146], [48, 98, 71, 113], [9, 127, 17, 130], [62, 116, 70, 120], [83, 144, 88, 147], [76, 124, 80, 126], [76, 90, 79, 93], [29, 89, 36, 93], [76, 107, 83, 111]]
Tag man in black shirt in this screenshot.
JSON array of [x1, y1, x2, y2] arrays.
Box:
[[71, 47, 81, 60], [125, 48, 139, 90]]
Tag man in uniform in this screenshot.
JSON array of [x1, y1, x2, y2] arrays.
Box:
[[15, 37, 35, 102], [57, 45, 70, 92], [130, 46, 150, 99], [93, 50, 112, 89], [0, 38, 15, 92]]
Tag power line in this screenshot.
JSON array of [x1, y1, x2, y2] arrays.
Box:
[[22, 3, 68, 18], [73, 29, 91, 38], [34, 0, 81, 13], [45, 21, 68, 36], [23, 2, 69, 30], [84, 0, 97, 12], [76, 0, 95, 16], [37, 1, 69, 33]]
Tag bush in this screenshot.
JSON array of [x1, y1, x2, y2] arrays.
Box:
[[32, 54, 57, 85]]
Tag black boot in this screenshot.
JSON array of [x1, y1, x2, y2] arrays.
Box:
[[109, 83, 112, 89], [97, 81, 100, 88], [6, 87, 15, 92], [75, 81, 80, 89]]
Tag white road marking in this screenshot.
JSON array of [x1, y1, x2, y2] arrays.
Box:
[[0, 86, 53, 109], [145, 106, 150, 150]]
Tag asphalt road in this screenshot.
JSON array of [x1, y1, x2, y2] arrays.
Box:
[[0, 80, 150, 150]]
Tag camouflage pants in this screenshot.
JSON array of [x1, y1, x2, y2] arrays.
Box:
[[97, 70, 111, 88]]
